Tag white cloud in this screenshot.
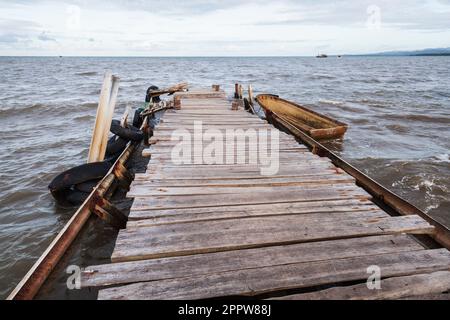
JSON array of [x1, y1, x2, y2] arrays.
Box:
[[0, 0, 449, 55]]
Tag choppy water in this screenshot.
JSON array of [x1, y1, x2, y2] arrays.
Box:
[[0, 56, 449, 299]]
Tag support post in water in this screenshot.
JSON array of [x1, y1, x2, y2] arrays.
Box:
[[88, 72, 120, 163], [234, 83, 240, 99], [174, 95, 182, 109], [248, 84, 254, 106]]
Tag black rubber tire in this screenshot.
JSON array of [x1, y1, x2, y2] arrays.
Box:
[[244, 98, 252, 112], [48, 161, 112, 193], [145, 86, 160, 103], [65, 189, 90, 206], [50, 188, 90, 207], [75, 179, 100, 193], [106, 135, 129, 156], [110, 120, 144, 142], [133, 108, 144, 128]]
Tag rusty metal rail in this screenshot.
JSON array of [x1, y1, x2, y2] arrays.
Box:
[[7, 140, 139, 300], [269, 112, 450, 250]]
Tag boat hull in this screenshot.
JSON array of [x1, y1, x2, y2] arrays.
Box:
[[256, 94, 348, 140]]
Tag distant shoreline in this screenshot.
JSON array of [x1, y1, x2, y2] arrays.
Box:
[[1, 55, 450, 58]]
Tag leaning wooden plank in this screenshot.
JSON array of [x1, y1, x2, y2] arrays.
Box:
[[99, 249, 450, 300], [128, 199, 377, 220], [88, 72, 114, 163], [132, 188, 371, 210], [82, 235, 422, 288], [127, 209, 388, 228], [274, 271, 450, 300], [111, 215, 433, 262]]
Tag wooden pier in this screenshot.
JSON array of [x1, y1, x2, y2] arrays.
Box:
[[81, 88, 450, 300]]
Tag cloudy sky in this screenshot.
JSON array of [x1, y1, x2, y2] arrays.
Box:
[[0, 0, 449, 56]]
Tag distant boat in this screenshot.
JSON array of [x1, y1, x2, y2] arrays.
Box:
[[316, 53, 328, 58]]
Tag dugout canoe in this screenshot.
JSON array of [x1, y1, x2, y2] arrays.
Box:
[[256, 94, 348, 140]]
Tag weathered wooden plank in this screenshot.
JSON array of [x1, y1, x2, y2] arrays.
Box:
[[129, 208, 382, 226], [275, 271, 450, 300], [128, 183, 361, 197], [145, 164, 336, 175], [127, 210, 389, 229], [134, 171, 346, 181], [82, 235, 422, 288], [148, 141, 302, 149], [99, 249, 450, 300], [129, 208, 383, 226], [148, 154, 316, 162], [111, 215, 433, 262], [130, 175, 352, 188], [132, 188, 371, 210], [142, 169, 345, 181], [150, 133, 297, 140], [128, 199, 376, 220], [145, 159, 333, 170]]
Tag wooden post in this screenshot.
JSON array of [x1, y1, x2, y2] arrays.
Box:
[[234, 83, 240, 99], [88, 72, 113, 163], [239, 84, 244, 100], [248, 85, 254, 106], [212, 85, 220, 92], [174, 95, 182, 109], [98, 76, 120, 161]]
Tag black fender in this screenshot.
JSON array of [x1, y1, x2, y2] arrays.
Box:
[[133, 108, 144, 128], [110, 120, 144, 142], [106, 135, 129, 156], [145, 86, 160, 103], [48, 161, 112, 193], [75, 179, 101, 193], [50, 188, 90, 207]]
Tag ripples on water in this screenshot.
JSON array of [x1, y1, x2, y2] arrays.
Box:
[[0, 56, 449, 298]]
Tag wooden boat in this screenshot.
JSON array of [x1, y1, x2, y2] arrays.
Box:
[[255, 94, 348, 140]]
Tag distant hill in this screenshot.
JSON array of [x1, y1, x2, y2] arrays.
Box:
[[363, 47, 450, 56]]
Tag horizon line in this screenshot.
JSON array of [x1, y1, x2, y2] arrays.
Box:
[[0, 54, 438, 58]]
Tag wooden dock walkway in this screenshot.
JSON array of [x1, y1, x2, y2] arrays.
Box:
[[81, 88, 450, 300]]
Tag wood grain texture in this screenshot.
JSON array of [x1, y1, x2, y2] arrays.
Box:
[[82, 235, 422, 288], [274, 271, 450, 300], [111, 215, 433, 262], [128, 198, 377, 220], [90, 89, 448, 301], [98, 249, 450, 300]]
